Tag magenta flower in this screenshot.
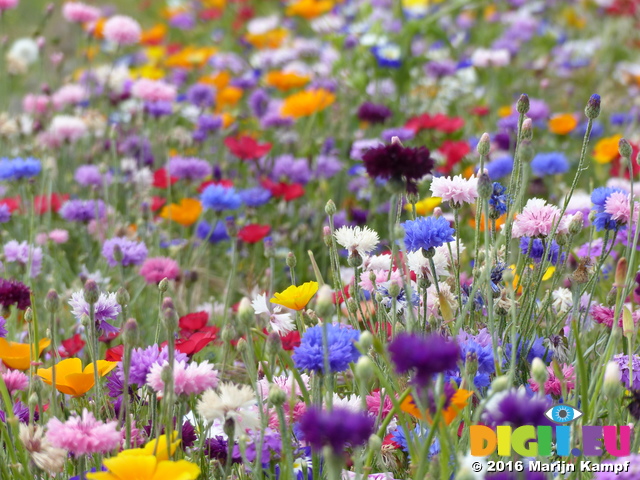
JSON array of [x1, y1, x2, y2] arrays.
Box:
[[46, 409, 120, 456], [511, 198, 561, 238], [528, 364, 575, 397], [146, 360, 219, 397], [139, 257, 180, 284], [2, 369, 28, 394], [103, 15, 142, 46]]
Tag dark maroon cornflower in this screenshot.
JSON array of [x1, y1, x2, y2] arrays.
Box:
[[362, 143, 434, 194], [388, 333, 459, 386], [0, 278, 31, 310], [204, 436, 242, 463], [357, 102, 392, 124], [634, 271, 640, 299], [297, 406, 374, 453]]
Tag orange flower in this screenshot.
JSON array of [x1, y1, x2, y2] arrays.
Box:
[[265, 71, 310, 91], [199, 71, 231, 90], [271, 281, 319, 310], [245, 28, 288, 49], [216, 86, 243, 110], [160, 198, 203, 227], [469, 213, 506, 232], [401, 389, 473, 425], [548, 114, 577, 135], [88, 18, 106, 39], [281, 89, 335, 118], [165, 47, 217, 69], [141, 24, 167, 46], [593, 134, 623, 164], [0, 338, 50, 371], [286, 0, 334, 19], [37, 358, 117, 396]]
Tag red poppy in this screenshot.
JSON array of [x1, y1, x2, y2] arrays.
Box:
[[383, 433, 402, 449], [405, 113, 464, 134], [175, 328, 218, 355], [471, 106, 490, 116], [35, 193, 69, 214], [153, 168, 178, 188], [261, 179, 305, 201], [0, 196, 20, 213], [238, 224, 271, 243], [151, 196, 167, 212], [224, 135, 272, 160], [58, 334, 86, 358], [280, 331, 301, 351], [198, 179, 234, 193], [607, 0, 638, 15], [438, 140, 471, 174], [179, 311, 209, 332], [166, 43, 183, 55], [611, 142, 640, 178], [200, 8, 223, 21], [105, 344, 124, 362]]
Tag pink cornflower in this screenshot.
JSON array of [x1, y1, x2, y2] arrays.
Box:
[[529, 364, 575, 397], [52, 84, 87, 110], [139, 257, 180, 284], [604, 191, 636, 225], [146, 360, 218, 397], [48, 115, 87, 143], [103, 15, 141, 46], [46, 409, 120, 456], [131, 79, 177, 103], [359, 269, 401, 293], [590, 304, 640, 329], [511, 198, 561, 238], [22, 94, 49, 114], [49, 229, 69, 244], [0, 0, 18, 11], [62, 2, 101, 23], [2, 369, 28, 394], [430, 175, 479, 206], [366, 390, 394, 418]]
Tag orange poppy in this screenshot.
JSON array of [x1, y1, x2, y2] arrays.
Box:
[[37, 358, 117, 396], [245, 28, 288, 49], [265, 71, 310, 91], [141, 24, 167, 46], [216, 87, 243, 110], [160, 198, 203, 227], [401, 389, 473, 425], [286, 0, 334, 19], [199, 71, 231, 90], [281, 89, 335, 118], [0, 338, 50, 371], [548, 114, 577, 135], [593, 134, 623, 164]]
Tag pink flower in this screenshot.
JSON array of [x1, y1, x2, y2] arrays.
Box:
[[430, 175, 479, 206], [604, 191, 636, 225], [2, 369, 28, 394], [35, 233, 49, 245], [146, 360, 218, 397], [52, 84, 87, 110], [103, 15, 141, 46], [0, 0, 18, 11], [48, 115, 87, 143], [590, 304, 640, 329], [46, 409, 120, 456], [511, 198, 560, 238], [22, 94, 49, 114], [359, 269, 401, 293], [62, 2, 101, 23], [529, 364, 575, 397], [131, 79, 177, 103], [139, 257, 180, 284], [49, 229, 69, 244], [366, 390, 394, 417]]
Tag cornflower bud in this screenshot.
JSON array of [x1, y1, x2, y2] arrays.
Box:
[[516, 94, 530, 114], [477, 170, 493, 199], [158, 278, 169, 293], [116, 286, 130, 306], [531, 357, 548, 392], [619, 138, 633, 159], [358, 331, 373, 351], [265, 332, 282, 356], [476, 132, 491, 156], [122, 318, 139, 346], [568, 211, 584, 235], [238, 297, 254, 327], [355, 356, 374, 382], [603, 361, 622, 398], [521, 118, 533, 141], [268, 385, 287, 406], [325, 199, 337, 216], [286, 252, 296, 269], [585, 94, 601, 119], [614, 257, 627, 289], [83, 279, 99, 305], [24, 308, 33, 323], [44, 289, 60, 313], [491, 375, 510, 393]]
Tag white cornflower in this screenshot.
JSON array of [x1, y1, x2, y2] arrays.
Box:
[[552, 288, 573, 314], [406, 250, 449, 281], [251, 293, 295, 336], [334, 226, 379, 257], [197, 383, 260, 438]]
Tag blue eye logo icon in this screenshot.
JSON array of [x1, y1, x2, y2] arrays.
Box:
[[544, 405, 583, 424]]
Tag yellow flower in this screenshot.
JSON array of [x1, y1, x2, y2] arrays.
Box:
[[265, 71, 310, 91], [199, 71, 231, 90], [593, 134, 623, 164], [121, 432, 181, 461], [404, 197, 441, 216], [37, 358, 117, 396], [548, 114, 578, 135], [131, 65, 166, 80], [160, 198, 203, 227], [497, 105, 512, 118], [0, 338, 50, 371], [271, 281, 319, 310], [202, 0, 226, 8], [281, 89, 335, 118], [286, 0, 334, 19]]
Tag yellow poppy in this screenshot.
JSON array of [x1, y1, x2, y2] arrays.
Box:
[[203, 0, 226, 7], [131, 66, 166, 80], [120, 432, 181, 461], [593, 134, 623, 164], [405, 197, 441, 216], [265, 71, 310, 91], [286, 0, 334, 19], [271, 281, 319, 311], [401, 389, 473, 425], [281, 89, 335, 118], [497, 105, 512, 117], [245, 28, 288, 49], [0, 338, 50, 371], [37, 358, 117, 396], [548, 114, 577, 135], [160, 198, 203, 227]]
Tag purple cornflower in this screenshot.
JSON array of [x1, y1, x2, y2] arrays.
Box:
[[388, 333, 460, 386], [239, 187, 271, 207], [381, 127, 415, 143], [482, 389, 552, 428], [186, 83, 215, 108], [197, 114, 222, 132], [101, 237, 148, 267], [170, 12, 195, 29], [3, 240, 43, 277], [403, 216, 455, 252], [612, 354, 640, 390], [232, 429, 282, 463], [118, 135, 154, 166], [519, 237, 564, 265], [298, 407, 374, 452], [270, 155, 312, 184], [315, 154, 343, 179], [74, 165, 109, 187], [0, 316, 6, 338], [0, 401, 33, 424], [196, 221, 229, 244], [59, 199, 106, 222], [248, 88, 270, 118], [592, 455, 640, 479], [0, 278, 31, 310], [204, 436, 238, 463], [357, 102, 392, 124], [292, 324, 360, 373], [0, 204, 10, 223], [144, 101, 173, 117], [167, 157, 212, 181], [117, 344, 188, 385], [68, 290, 121, 334]]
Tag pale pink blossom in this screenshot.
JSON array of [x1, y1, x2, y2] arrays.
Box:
[[48, 115, 87, 143], [22, 94, 49, 114], [511, 198, 561, 238], [52, 84, 87, 110], [103, 15, 141, 46], [131, 79, 177, 103], [48, 229, 69, 244], [430, 175, 479, 206], [604, 191, 636, 225], [46, 409, 120, 456], [62, 2, 101, 23], [359, 269, 401, 293], [35, 233, 49, 245], [0, 0, 18, 11], [2, 369, 28, 394], [529, 364, 575, 397], [146, 360, 218, 397]]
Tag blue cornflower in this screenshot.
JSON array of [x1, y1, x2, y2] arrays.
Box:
[[0, 204, 11, 224], [292, 324, 360, 373], [484, 155, 513, 179], [200, 184, 242, 211], [0, 157, 42, 180], [531, 152, 569, 176], [519, 237, 565, 265], [489, 182, 510, 217], [196, 221, 229, 244], [403, 216, 455, 252], [459, 338, 495, 375], [371, 43, 402, 68], [391, 426, 441, 458], [240, 187, 272, 207], [591, 186, 626, 231], [503, 336, 552, 366], [377, 282, 420, 312]]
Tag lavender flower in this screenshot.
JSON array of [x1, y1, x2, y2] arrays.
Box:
[[0, 204, 10, 223], [196, 221, 229, 244], [0, 316, 6, 338], [3, 240, 43, 277], [116, 344, 188, 385], [315, 154, 343, 179], [59, 199, 106, 222], [298, 406, 373, 452], [186, 83, 215, 108], [101, 237, 148, 267], [68, 290, 121, 334], [483, 389, 552, 428], [167, 157, 212, 181], [239, 188, 271, 207], [612, 354, 640, 390]]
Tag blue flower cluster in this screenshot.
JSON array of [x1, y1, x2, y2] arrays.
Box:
[[531, 152, 569, 176], [292, 324, 360, 373], [489, 182, 509, 217], [591, 186, 626, 231], [196, 221, 229, 244], [484, 155, 513, 179], [403, 216, 455, 252], [0, 157, 41, 180], [200, 184, 242, 211], [503, 335, 552, 367], [240, 187, 272, 207], [519, 237, 565, 265]]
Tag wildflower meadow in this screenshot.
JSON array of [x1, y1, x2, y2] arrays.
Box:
[[2, 0, 640, 479]]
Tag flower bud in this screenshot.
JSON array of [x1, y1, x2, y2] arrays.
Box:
[[520, 143, 534, 163], [521, 118, 533, 141], [160, 364, 173, 385], [112, 244, 123, 264], [323, 226, 332, 247], [614, 257, 627, 289], [619, 138, 633, 159], [490, 375, 510, 393], [568, 212, 584, 235], [225, 216, 237, 237], [263, 236, 274, 258], [44, 289, 60, 313], [603, 361, 622, 398], [236, 337, 248, 353], [465, 351, 478, 378], [421, 247, 436, 259], [265, 332, 282, 356], [476, 132, 491, 156], [355, 356, 374, 382], [28, 393, 39, 408], [358, 331, 374, 351], [585, 94, 601, 119], [555, 232, 568, 246], [368, 434, 382, 451], [606, 287, 617, 306], [162, 297, 175, 311], [388, 280, 401, 298], [83, 279, 100, 305], [623, 307, 635, 339], [325, 199, 337, 216], [477, 170, 493, 199], [163, 308, 178, 333], [116, 288, 130, 307], [348, 251, 363, 267], [221, 324, 236, 343], [81, 314, 91, 328], [346, 298, 358, 313], [315, 284, 334, 319], [238, 297, 254, 327], [516, 94, 530, 114], [531, 357, 548, 390], [158, 278, 169, 293], [24, 308, 33, 323], [121, 318, 138, 346], [286, 252, 296, 269], [433, 207, 442, 218], [268, 384, 287, 406]]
